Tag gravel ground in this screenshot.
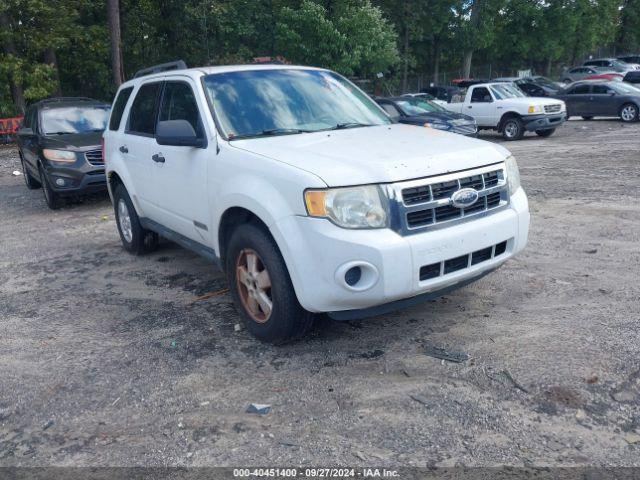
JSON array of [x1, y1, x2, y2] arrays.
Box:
[[0, 120, 639, 468]]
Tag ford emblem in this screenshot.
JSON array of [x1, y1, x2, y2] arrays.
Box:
[[451, 188, 479, 208]]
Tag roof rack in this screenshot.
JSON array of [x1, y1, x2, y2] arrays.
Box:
[[38, 97, 96, 104], [134, 60, 188, 78]]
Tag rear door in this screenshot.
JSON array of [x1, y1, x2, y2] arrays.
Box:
[[563, 84, 591, 116], [122, 81, 163, 219], [149, 78, 211, 243], [590, 84, 617, 116]]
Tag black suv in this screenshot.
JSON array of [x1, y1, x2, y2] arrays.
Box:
[[16, 97, 111, 209]]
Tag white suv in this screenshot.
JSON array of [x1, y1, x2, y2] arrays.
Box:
[[104, 62, 530, 343]]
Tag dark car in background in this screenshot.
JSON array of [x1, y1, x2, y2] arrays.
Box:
[[376, 96, 478, 136], [494, 76, 562, 97], [16, 97, 110, 209], [554, 81, 640, 122], [420, 85, 461, 103], [624, 71, 640, 84], [618, 54, 640, 64]]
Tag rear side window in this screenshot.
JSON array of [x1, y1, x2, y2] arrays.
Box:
[[110, 87, 134, 131], [158, 82, 203, 136], [568, 85, 590, 95], [592, 85, 612, 94], [127, 82, 161, 135]]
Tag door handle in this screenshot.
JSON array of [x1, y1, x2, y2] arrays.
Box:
[[119, 145, 128, 153], [152, 153, 165, 163]]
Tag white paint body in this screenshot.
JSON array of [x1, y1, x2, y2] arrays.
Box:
[[444, 82, 566, 128], [104, 66, 530, 314]]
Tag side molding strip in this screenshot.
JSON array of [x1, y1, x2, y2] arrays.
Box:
[[140, 217, 220, 267]]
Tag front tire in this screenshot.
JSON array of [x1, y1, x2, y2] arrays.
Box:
[[226, 222, 314, 343], [39, 165, 61, 210], [535, 128, 555, 137], [113, 183, 158, 254], [620, 103, 638, 123], [502, 117, 525, 141]]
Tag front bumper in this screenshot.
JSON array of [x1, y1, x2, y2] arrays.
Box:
[[450, 123, 478, 136], [272, 188, 530, 315], [523, 113, 566, 131], [41, 152, 106, 196]]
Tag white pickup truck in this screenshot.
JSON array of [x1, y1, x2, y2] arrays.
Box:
[[444, 82, 567, 140], [104, 63, 530, 343]]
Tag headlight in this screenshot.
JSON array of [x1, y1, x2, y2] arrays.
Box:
[[424, 122, 450, 130], [505, 155, 521, 195], [42, 149, 77, 163], [527, 105, 543, 114], [304, 185, 389, 229]]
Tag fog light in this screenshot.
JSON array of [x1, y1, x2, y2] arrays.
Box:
[[344, 266, 362, 286], [55, 178, 66, 186], [335, 261, 379, 292]]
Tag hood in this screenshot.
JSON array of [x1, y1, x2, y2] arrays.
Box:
[[405, 111, 475, 124], [499, 97, 563, 107], [230, 124, 509, 187], [41, 131, 103, 151]]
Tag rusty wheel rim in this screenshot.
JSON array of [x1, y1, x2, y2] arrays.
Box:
[[235, 249, 272, 324]]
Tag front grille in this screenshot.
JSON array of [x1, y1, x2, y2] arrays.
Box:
[[544, 104, 562, 114], [85, 148, 103, 166], [419, 240, 509, 281], [396, 165, 508, 233]]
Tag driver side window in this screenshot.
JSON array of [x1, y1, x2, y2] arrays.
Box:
[[471, 87, 492, 103], [158, 81, 204, 138]]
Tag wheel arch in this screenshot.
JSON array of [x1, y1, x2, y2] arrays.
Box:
[[498, 111, 521, 132], [217, 206, 272, 269]]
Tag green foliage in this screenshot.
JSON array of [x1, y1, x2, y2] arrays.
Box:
[[274, 0, 398, 77], [0, 0, 639, 115]]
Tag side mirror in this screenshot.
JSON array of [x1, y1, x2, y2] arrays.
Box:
[[156, 120, 206, 148]]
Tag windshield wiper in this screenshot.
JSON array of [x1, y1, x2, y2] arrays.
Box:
[[328, 122, 376, 130], [229, 128, 312, 140]]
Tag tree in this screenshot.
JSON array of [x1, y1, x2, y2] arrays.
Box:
[[274, 0, 398, 77], [461, 0, 483, 78], [0, 9, 26, 113], [618, 0, 640, 51], [107, 0, 124, 86]]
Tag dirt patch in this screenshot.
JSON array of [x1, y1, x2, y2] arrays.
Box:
[[1, 120, 639, 467]]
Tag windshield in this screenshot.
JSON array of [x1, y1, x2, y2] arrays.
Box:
[[612, 82, 640, 94], [490, 84, 526, 99], [203, 69, 390, 139], [396, 98, 446, 114], [532, 76, 558, 88], [41, 106, 110, 135]]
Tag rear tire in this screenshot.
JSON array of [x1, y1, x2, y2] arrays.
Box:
[[620, 103, 638, 123], [535, 128, 555, 137], [502, 117, 525, 141], [226, 222, 314, 344], [39, 165, 61, 210], [113, 183, 158, 254], [20, 154, 40, 189]]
